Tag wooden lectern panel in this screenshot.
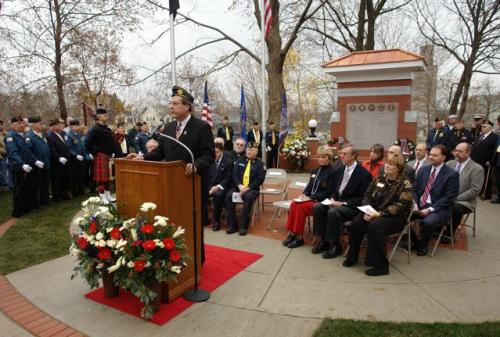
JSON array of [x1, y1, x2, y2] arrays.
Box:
[[114, 159, 202, 301]]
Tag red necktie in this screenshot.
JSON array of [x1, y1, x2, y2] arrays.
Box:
[[420, 168, 436, 208], [175, 123, 182, 139], [414, 161, 420, 173]]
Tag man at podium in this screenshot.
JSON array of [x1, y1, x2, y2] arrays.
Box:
[[128, 86, 215, 260]]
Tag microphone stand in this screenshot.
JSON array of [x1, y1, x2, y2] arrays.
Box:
[[158, 133, 210, 302]]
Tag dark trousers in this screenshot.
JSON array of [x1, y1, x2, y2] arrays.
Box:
[[224, 188, 259, 230], [414, 204, 451, 243], [312, 204, 358, 246], [51, 161, 71, 201], [211, 188, 226, 225], [450, 203, 471, 235], [70, 158, 86, 196], [347, 213, 406, 268], [12, 170, 33, 217], [266, 148, 278, 168], [33, 167, 50, 206]]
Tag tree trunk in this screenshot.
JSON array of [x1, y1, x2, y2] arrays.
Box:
[[52, 0, 68, 120], [365, 9, 376, 50], [449, 72, 466, 118], [457, 62, 475, 118], [355, 0, 366, 50]]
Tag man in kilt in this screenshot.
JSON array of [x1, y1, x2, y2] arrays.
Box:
[[85, 107, 117, 204]]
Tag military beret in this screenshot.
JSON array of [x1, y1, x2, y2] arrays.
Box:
[[69, 120, 80, 126], [11, 116, 24, 123], [96, 108, 107, 115], [247, 142, 259, 149], [135, 121, 143, 127], [172, 86, 194, 104], [473, 114, 485, 120], [28, 116, 41, 123]]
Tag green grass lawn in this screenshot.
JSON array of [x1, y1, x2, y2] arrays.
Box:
[[0, 189, 12, 224], [314, 319, 500, 337], [0, 196, 86, 275]]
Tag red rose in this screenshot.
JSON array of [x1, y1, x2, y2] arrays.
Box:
[[142, 240, 156, 251], [162, 238, 176, 250], [134, 260, 146, 272], [110, 228, 121, 240], [77, 237, 88, 249], [132, 240, 142, 247], [88, 222, 97, 234], [169, 250, 181, 263], [97, 247, 111, 260], [141, 224, 154, 234]]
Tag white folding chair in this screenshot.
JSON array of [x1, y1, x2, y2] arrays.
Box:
[[260, 169, 287, 211]]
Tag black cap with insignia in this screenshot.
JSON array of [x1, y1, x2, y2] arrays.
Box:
[[247, 142, 259, 149], [11, 116, 23, 123], [69, 119, 80, 126], [172, 86, 194, 104], [28, 116, 41, 123]]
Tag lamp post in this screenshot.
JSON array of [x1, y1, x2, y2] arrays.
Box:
[[308, 119, 318, 138]]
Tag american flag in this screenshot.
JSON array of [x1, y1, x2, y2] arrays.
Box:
[[264, 0, 272, 39], [201, 81, 213, 127]]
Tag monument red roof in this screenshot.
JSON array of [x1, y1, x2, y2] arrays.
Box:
[[321, 49, 426, 68]]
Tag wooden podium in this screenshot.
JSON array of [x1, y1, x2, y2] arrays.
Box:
[[114, 158, 202, 302]]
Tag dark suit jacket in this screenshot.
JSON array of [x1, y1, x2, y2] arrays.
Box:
[[247, 129, 263, 145], [47, 130, 71, 162], [217, 125, 234, 141], [265, 130, 280, 150], [232, 156, 266, 192], [426, 127, 450, 149], [330, 163, 372, 208], [494, 132, 500, 167], [471, 132, 498, 166], [145, 116, 215, 175], [414, 164, 459, 217], [303, 165, 335, 202], [208, 154, 233, 190]]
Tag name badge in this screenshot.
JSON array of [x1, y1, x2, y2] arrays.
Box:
[[311, 174, 316, 178], [377, 183, 385, 188], [238, 163, 245, 167]]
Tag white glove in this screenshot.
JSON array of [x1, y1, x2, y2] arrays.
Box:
[[111, 153, 115, 158], [89, 154, 94, 160], [59, 157, 67, 165], [22, 164, 32, 173], [35, 160, 44, 168], [76, 155, 84, 161]]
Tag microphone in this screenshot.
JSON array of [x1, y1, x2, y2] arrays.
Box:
[[156, 133, 210, 302]]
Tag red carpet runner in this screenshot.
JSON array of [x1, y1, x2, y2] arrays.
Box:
[[85, 244, 263, 325]]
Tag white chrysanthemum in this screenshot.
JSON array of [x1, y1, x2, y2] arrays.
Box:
[[116, 239, 127, 250], [140, 202, 157, 212], [171, 266, 182, 274], [172, 226, 185, 238], [72, 217, 86, 227], [127, 261, 135, 268], [122, 218, 136, 229], [96, 239, 107, 247], [106, 240, 116, 248], [154, 215, 168, 227], [96, 232, 103, 240]]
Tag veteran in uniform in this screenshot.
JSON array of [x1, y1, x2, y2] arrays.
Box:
[[426, 117, 450, 150], [265, 121, 279, 168], [47, 118, 72, 201], [247, 121, 263, 158], [224, 142, 266, 236], [217, 116, 234, 151], [66, 120, 86, 196]]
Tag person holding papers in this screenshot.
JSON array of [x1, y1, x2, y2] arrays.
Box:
[[224, 142, 266, 236], [282, 146, 336, 248], [311, 144, 372, 257], [343, 154, 414, 276]]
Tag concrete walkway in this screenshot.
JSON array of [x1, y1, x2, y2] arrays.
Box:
[[1, 199, 499, 337]]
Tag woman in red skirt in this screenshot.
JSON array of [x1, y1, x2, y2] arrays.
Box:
[[283, 146, 336, 248]]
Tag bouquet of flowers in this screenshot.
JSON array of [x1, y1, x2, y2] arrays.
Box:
[[394, 138, 416, 162], [281, 136, 311, 165]]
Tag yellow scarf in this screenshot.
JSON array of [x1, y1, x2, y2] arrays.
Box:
[[272, 131, 276, 145], [225, 126, 230, 141], [243, 160, 252, 186]]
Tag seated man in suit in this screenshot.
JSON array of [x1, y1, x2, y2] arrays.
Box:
[[413, 145, 459, 256], [214, 137, 235, 161], [443, 142, 484, 243], [224, 142, 266, 236], [406, 143, 429, 177], [379, 145, 416, 182], [312, 144, 372, 258], [209, 143, 234, 231]]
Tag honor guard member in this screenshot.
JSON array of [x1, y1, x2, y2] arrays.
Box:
[[85, 107, 117, 204], [26, 117, 51, 207], [426, 117, 450, 150], [66, 120, 86, 196], [448, 118, 471, 151], [470, 114, 485, 145], [247, 121, 263, 158], [208, 143, 234, 231], [5, 116, 36, 217], [224, 142, 266, 236], [217, 116, 234, 151], [134, 122, 150, 154], [265, 121, 279, 168], [48, 118, 72, 201]]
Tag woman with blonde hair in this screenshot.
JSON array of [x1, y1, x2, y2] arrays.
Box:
[[283, 146, 336, 248]]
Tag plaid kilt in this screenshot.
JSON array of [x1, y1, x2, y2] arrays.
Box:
[[93, 152, 110, 183]]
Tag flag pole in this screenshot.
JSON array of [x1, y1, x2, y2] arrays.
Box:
[[260, 0, 267, 159], [170, 13, 177, 85]]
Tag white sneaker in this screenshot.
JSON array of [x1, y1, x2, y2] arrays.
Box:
[[104, 190, 116, 203], [99, 193, 110, 205]]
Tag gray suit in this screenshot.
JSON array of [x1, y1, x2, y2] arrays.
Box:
[[446, 159, 484, 212], [407, 158, 430, 177]]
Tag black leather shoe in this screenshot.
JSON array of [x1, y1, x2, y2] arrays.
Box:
[[311, 241, 329, 254], [417, 244, 428, 256], [226, 227, 238, 234], [365, 267, 389, 276], [322, 246, 342, 259], [282, 234, 295, 246], [287, 238, 304, 248], [239, 228, 248, 236], [342, 258, 357, 267], [440, 236, 452, 245], [212, 223, 221, 231]]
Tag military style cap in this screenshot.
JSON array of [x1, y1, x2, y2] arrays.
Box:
[[448, 114, 458, 119], [247, 142, 259, 149], [483, 120, 493, 126], [49, 118, 64, 126], [473, 114, 485, 120], [135, 121, 143, 127], [96, 107, 107, 115], [172, 86, 194, 104], [434, 117, 443, 122], [11, 116, 23, 123], [28, 116, 41, 123], [69, 119, 80, 126]]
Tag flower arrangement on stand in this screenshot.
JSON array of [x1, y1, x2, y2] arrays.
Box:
[[394, 138, 416, 162], [71, 198, 190, 319], [280, 135, 311, 170]]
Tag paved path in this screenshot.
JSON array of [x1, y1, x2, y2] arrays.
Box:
[[1, 198, 499, 337]]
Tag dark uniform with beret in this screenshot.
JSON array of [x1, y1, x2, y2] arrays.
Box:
[[25, 117, 51, 207], [5, 117, 36, 217], [265, 126, 279, 168], [66, 120, 86, 196], [47, 118, 72, 201]]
